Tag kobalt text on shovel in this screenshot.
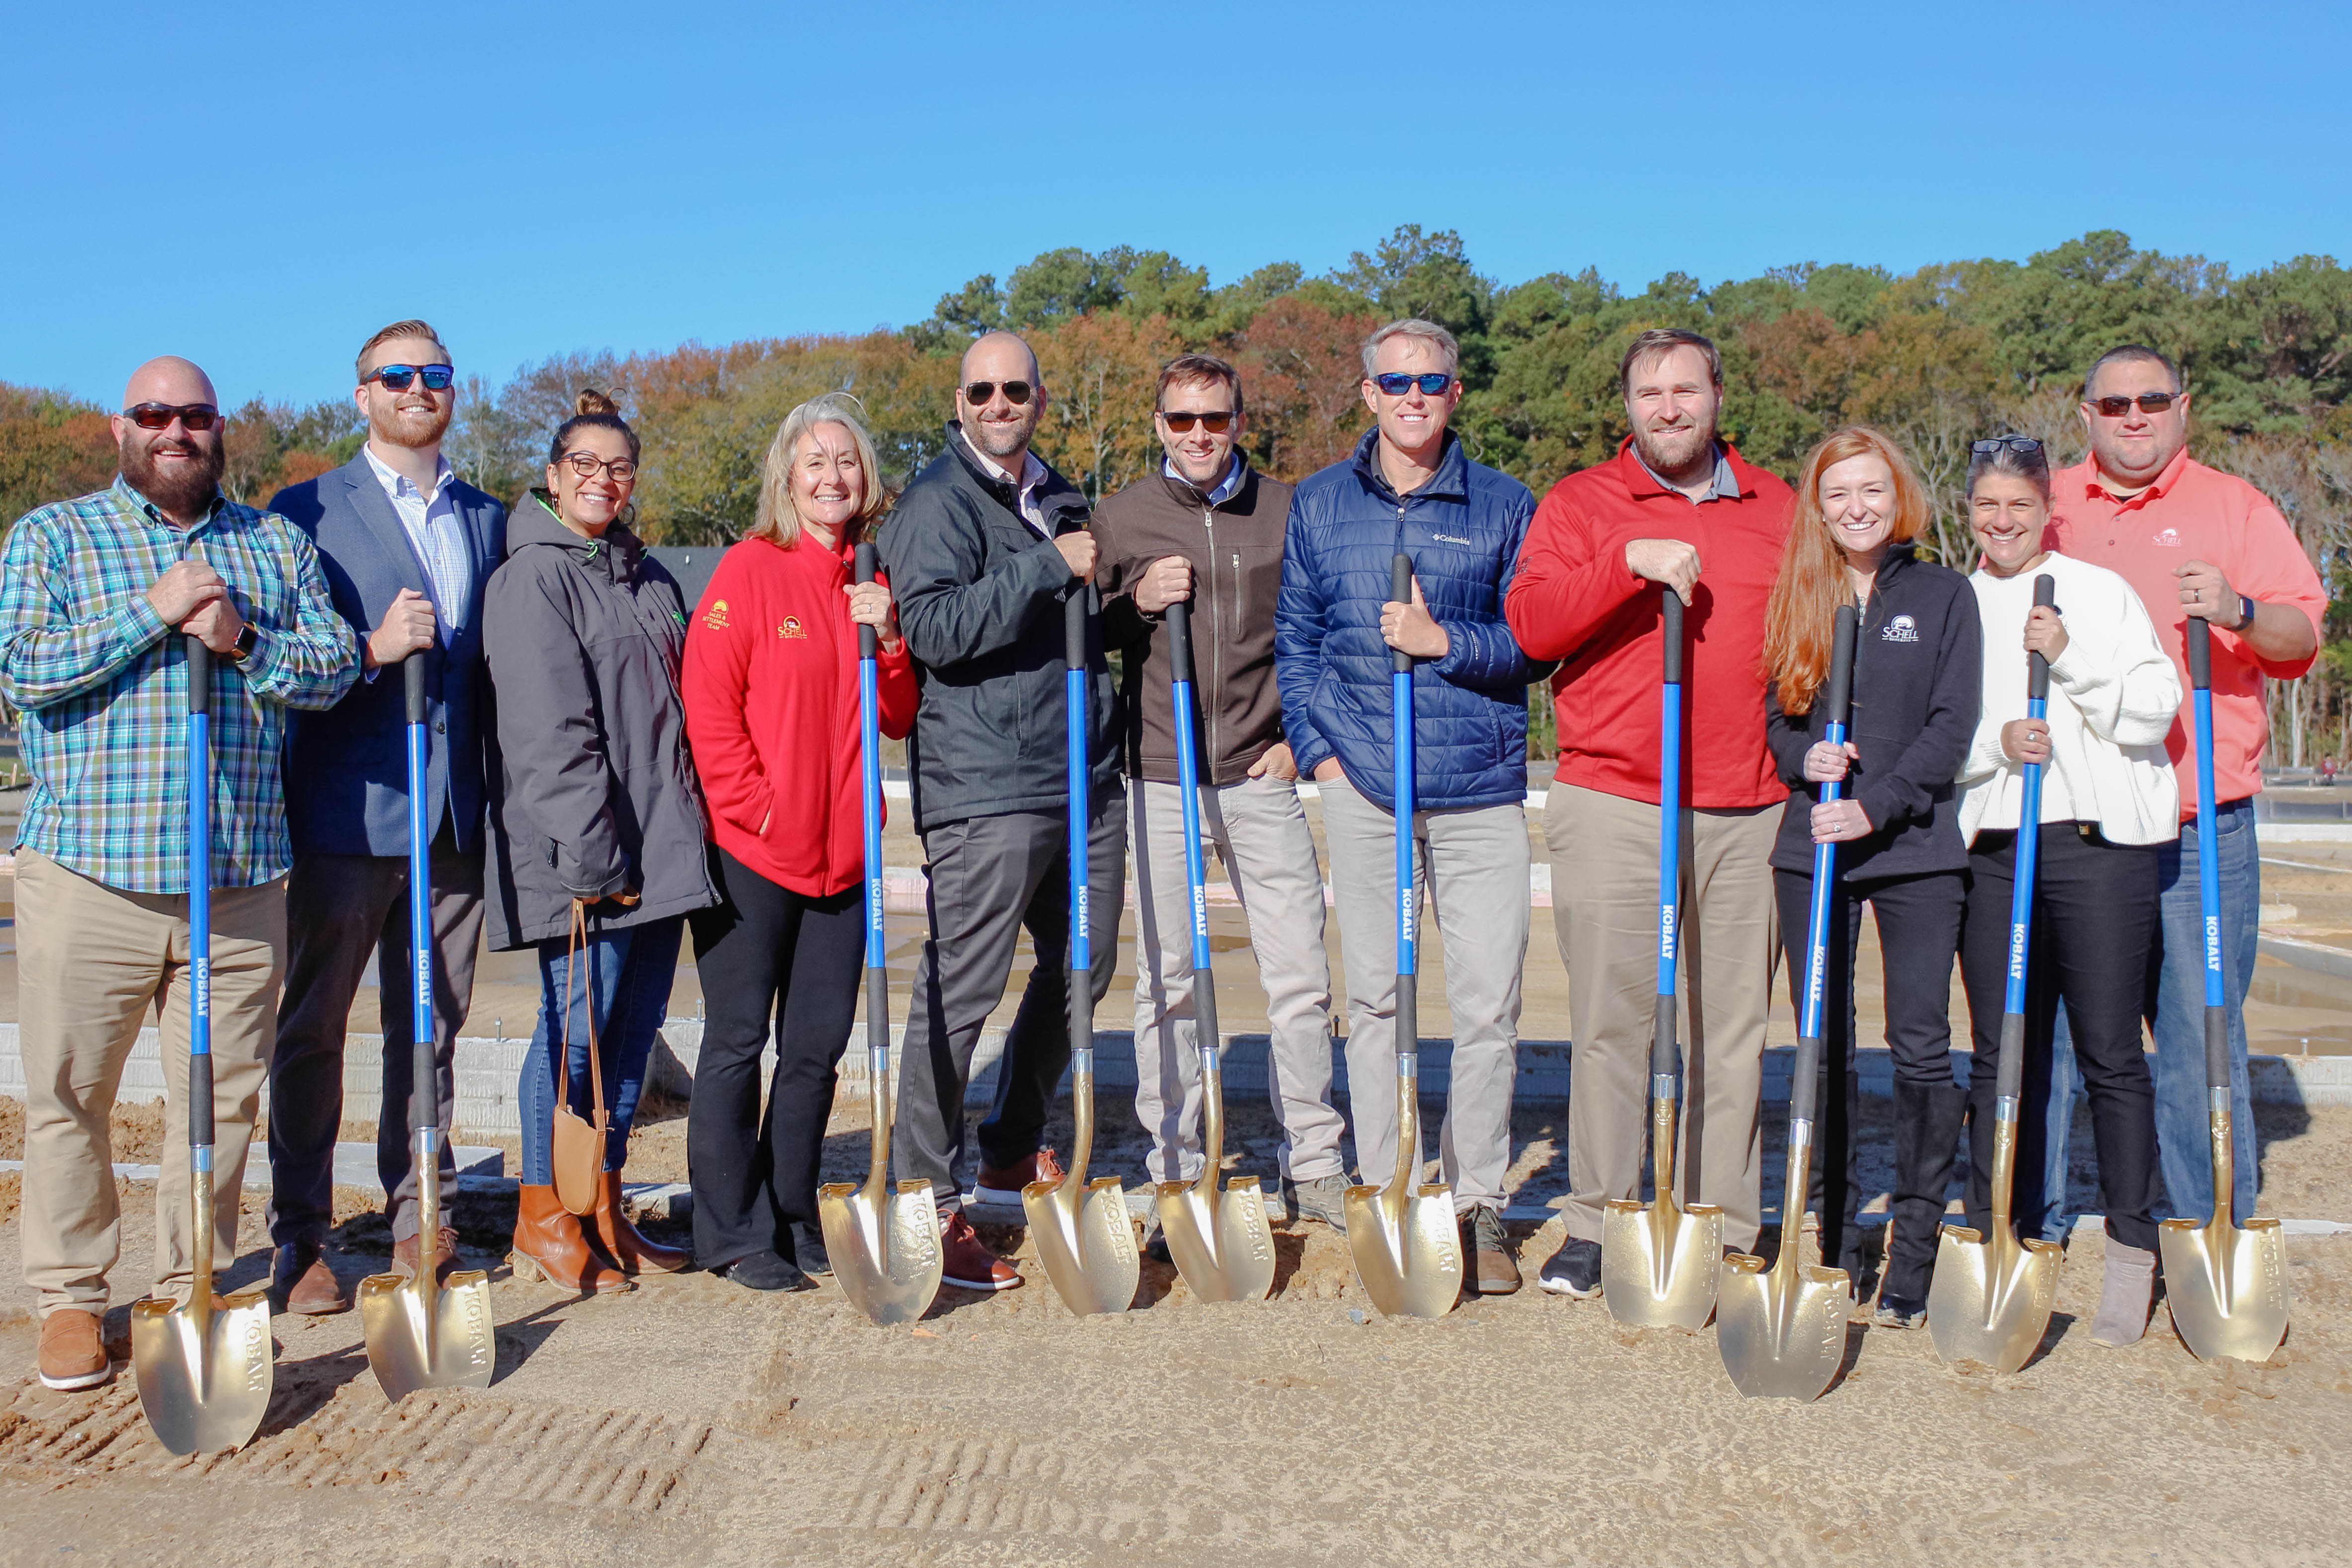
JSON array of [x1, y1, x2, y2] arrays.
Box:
[[819, 543, 944, 1326], [1718, 605, 1858, 1401], [132, 635, 274, 1453], [2158, 614, 2290, 1362]]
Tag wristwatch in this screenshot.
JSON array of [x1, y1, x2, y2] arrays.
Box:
[[2235, 593, 2258, 632], [224, 622, 259, 665]]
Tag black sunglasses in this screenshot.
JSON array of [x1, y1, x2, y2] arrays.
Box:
[[1972, 436, 2044, 455], [368, 363, 455, 392], [963, 379, 1033, 406], [1372, 372, 1453, 396], [1158, 409, 1234, 433], [124, 402, 220, 431], [2088, 391, 2181, 417]]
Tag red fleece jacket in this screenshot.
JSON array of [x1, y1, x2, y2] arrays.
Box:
[[683, 534, 916, 897], [1507, 440, 1794, 809]]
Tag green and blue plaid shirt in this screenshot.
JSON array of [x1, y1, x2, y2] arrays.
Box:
[[0, 477, 360, 892]]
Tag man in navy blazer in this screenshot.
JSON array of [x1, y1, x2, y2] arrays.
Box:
[[264, 320, 507, 1313]]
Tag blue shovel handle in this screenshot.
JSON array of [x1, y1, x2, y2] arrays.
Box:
[[186, 635, 214, 1153], [1653, 589, 1684, 1082], [1166, 598, 1220, 1056], [1390, 554, 1417, 1063], [1793, 606, 1859, 1126], [1065, 586, 1093, 1068], [855, 544, 889, 1071], [404, 655, 438, 1140], [2187, 617, 2228, 1094], [1994, 574, 2058, 1107]]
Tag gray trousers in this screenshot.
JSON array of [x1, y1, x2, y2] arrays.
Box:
[[1322, 779, 1529, 1213], [894, 796, 1126, 1209], [1129, 776, 1340, 1185], [268, 832, 484, 1247]]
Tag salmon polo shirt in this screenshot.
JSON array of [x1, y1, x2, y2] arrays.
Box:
[[2050, 448, 2324, 818]]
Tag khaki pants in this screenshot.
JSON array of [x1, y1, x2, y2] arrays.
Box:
[[15, 849, 286, 1317], [1323, 780, 1529, 1212], [1129, 776, 1340, 1184], [1548, 784, 1778, 1250]]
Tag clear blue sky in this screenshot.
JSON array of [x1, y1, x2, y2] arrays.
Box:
[[7, 1, 2348, 410]]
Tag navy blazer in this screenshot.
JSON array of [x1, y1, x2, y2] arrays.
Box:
[[271, 451, 507, 857]]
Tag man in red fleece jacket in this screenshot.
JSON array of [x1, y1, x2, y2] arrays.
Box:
[[1504, 329, 1794, 1298]]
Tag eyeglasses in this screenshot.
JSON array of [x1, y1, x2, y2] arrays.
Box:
[[2088, 391, 2182, 417], [367, 364, 455, 392], [1972, 436, 2044, 455], [963, 380, 1033, 406], [1158, 409, 1235, 433], [559, 451, 638, 482], [123, 402, 220, 431], [1372, 373, 1453, 396]]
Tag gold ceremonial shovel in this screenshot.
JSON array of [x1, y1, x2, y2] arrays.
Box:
[[1718, 606, 1858, 1401], [1343, 553, 1464, 1320], [821, 544, 945, 1327], [1024, 588, 1140, 1316], [1153, 600, 1274, 1303], [134, 636, 274, 1453], [1601, 590, 1723, 1330], [359, 656, 496, 1400], [2158, 616, 2290, 1363]]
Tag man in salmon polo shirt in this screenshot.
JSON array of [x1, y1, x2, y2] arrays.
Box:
[[2049, 343, 2322, 1229], [1505, 328, 1795, 1297]]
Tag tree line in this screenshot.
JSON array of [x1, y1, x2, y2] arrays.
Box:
[[6, 226, 2352, 762]]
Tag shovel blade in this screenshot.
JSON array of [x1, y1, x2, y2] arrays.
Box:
[[1343, 1182, 1462, 1318], [1023, 1176, 1139, 1316], [1600, 1196, 1725, 1330], [820, 1179, 944, 1326], [1925, 1225, 2061, 1373], [357, 1269, 495, 1402], [1715, 1252, 1851, 1401], [1155, 1175, 1276, 1304], [131, 1288, 274, 1454], [2159, 1214, 2290, 1363]]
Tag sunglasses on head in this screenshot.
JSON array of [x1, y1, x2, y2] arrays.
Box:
[[1372, 372, 1453, 396], [124, 402, 220, 431], [368, 364, 455, 392], [1972, 436, 2044, 455], [963, 379, 1033, 406], [2089, 391, 2181, 417], [1158, 409, 1234, 433]]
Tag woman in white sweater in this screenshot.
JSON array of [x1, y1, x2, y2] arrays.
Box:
[[1955, 436, 2181, 1347]]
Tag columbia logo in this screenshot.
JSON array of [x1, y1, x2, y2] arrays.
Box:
[[1432, 533, 1471, 545], [1882, 614, 1919, 643]]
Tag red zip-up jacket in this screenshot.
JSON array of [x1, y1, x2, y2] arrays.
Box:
[[1506, 440, 1794, 809], [683, 532, 916, 897]]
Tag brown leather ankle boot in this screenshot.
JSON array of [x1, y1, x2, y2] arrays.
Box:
[[511, 1183, 633, 1293], [587, 1170, 690, 1274]]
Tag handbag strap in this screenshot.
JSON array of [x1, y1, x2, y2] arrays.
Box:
[[556, 899, 608, 1126]]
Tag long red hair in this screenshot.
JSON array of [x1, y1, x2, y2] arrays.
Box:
[[1763, 425, 1930, 713]]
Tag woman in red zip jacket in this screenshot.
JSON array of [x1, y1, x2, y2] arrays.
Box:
[[682, 393, 916, 1291]]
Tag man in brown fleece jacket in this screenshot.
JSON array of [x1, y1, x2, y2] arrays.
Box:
[[1096, 354, 1347, 1232]]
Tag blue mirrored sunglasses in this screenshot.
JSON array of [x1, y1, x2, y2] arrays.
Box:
[[368, 364, 455, 392], [1373, 372, 1453, 396]]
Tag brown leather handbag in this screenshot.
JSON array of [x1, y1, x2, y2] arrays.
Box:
[[550, 900, 608, 1215]]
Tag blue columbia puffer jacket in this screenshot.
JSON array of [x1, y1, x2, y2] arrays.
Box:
[[1276, 429, 1544, 812]]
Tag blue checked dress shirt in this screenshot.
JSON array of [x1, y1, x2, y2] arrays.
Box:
[[0, 477, 361, 892]]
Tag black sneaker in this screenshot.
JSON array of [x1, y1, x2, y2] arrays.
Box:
[[787, 1221, 833, 1278], [1144, 1230, 1173, 1266], [1873, 1291, 1926, 1329], [1537, 1236, 1602, 1298], [723, 1250, 813, 1292]]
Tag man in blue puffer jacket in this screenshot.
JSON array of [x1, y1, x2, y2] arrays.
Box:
[[1275, 317, 1545, 1295]]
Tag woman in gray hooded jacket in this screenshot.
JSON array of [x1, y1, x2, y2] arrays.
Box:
[[484, 390, 716, 1291]]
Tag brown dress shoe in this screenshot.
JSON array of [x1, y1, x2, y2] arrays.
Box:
[[939, 1210, 1022, 1290], [586, 1170, 690, 1275], [38, 1309, 111, 1391], [974, 1147, 1063, 1206], [391, 1227, 461, 1287], [274, 1243, 351, 1314], [510, 1184, 633, 1293]]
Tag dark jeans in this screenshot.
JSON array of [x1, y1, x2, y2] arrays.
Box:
[[1962, 823, 2162, 1252], [894, 796, 1127, 1208], [1774, 867, 1967, 1298], [517, 912, 684, 1186], [685, 848, 863, 1269], [267, 825, 484, 1247]]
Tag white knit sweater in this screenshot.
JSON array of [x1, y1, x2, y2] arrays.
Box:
[[1957, 552, 2182, 846]]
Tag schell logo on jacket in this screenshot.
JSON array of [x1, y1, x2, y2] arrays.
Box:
[[1882, 613, 1919, 643]]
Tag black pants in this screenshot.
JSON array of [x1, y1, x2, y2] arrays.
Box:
[[1960, 823, 2161, 1252], [1774, 867, 1967, 1299], [685, 847, 864, 1270]]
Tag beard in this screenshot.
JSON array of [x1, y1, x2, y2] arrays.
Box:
[[374, 399, 454, 449], [120, 431, 227, 519], [1631, 416, 1715, 479], [967, 406, 1039, 461]]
